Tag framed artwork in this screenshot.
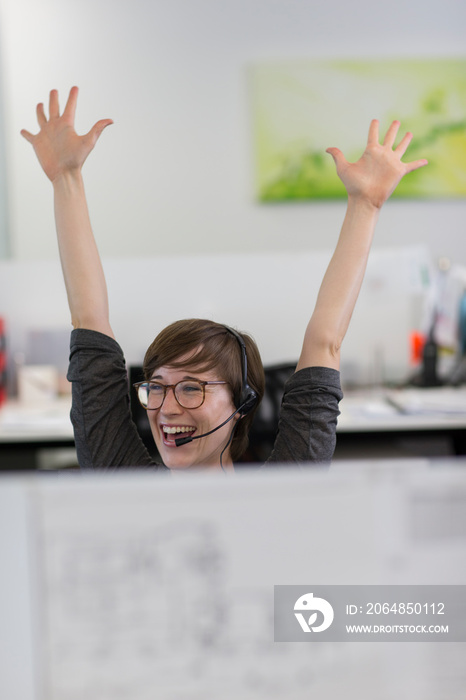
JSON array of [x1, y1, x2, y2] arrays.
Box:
[[250, 58, 466, 201]]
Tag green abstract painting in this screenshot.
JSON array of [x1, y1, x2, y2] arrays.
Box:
[[250, 58, 466, 201]]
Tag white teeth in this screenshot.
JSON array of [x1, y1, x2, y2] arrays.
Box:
[[163, 426, 195, 434]]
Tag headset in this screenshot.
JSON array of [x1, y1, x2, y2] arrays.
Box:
[[174, 325, 258, 447], [224, 325, 258, 416]]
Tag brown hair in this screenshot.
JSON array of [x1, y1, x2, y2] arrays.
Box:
[[143, 319, 265, 462]]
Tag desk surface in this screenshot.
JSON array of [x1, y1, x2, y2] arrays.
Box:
[[338, 386, 466, 433], [1, 387, 466, 444], [0, 398, 74, 443]]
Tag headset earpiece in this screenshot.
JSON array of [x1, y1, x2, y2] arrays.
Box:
[[224, 326, 258, 416], [238, 385, 258, 416]]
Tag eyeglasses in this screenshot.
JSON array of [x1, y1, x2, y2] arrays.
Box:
[[133, 379, 228, 410]]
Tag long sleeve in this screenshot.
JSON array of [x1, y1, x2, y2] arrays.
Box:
[[67, 328, 165, 470], [263, 367, 343, 466]]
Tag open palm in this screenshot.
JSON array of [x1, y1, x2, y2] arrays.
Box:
[[326, 120, 428, 209], [21, 86, 113, 183]]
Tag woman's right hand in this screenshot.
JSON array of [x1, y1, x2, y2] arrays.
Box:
[[21, 86, 113, 183]]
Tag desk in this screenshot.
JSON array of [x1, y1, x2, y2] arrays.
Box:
[[335, 387, 466, 459], [1, 388, 466, 468], [0, 398, 75, 469]]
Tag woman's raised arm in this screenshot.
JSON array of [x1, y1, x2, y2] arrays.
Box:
[[296, 119, 428, 372], [21, 87, 115, 337]]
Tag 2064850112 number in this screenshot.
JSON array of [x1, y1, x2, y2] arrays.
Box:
[[363, 602, 445, 615]]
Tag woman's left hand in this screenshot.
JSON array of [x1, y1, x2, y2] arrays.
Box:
[[326, 120, 428, 209]]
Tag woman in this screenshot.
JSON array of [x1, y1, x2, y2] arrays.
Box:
[[21, 87, 427, 471]]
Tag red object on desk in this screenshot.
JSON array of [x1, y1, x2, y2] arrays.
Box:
[[410, 330, 425, 366]]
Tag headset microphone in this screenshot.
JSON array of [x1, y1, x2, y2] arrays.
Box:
[[174, 405, 242, 447]]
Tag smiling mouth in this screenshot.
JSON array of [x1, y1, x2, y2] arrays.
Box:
[[161, 425, 196, 445]]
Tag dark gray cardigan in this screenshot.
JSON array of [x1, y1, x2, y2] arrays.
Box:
[[67, 329, 342, 470]]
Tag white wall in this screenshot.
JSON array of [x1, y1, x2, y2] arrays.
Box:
[[1, 0, 465, 261], [0, 246, 431, 386]]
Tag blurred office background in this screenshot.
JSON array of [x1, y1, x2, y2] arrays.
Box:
[[0, 0, 465, 396]]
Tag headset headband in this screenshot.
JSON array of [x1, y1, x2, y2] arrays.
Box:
[[223, 326, 258, 416]]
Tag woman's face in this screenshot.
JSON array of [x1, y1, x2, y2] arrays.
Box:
[[146, 363, 239, 471]]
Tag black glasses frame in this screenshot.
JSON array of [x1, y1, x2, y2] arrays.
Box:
[[133, 379, 228, 411]]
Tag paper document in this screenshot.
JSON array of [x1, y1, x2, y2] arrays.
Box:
[[1, 462, 466, 700]]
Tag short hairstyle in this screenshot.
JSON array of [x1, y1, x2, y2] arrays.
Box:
[[143, 319, 265, 462]]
